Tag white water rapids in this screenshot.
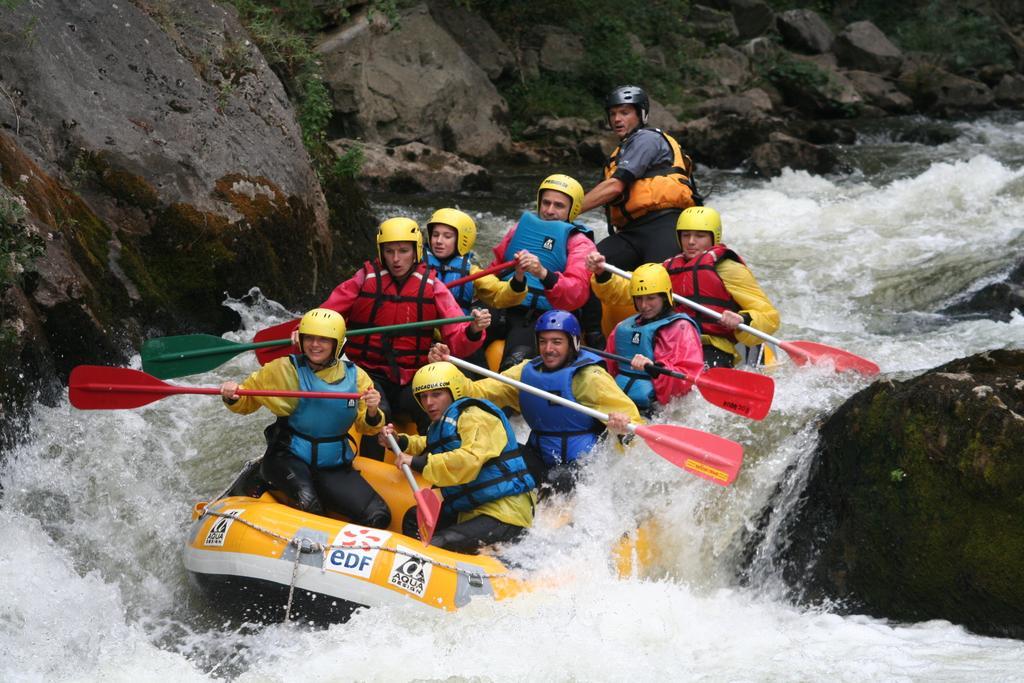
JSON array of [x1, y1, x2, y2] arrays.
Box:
[[3, 115, 1024, 681]]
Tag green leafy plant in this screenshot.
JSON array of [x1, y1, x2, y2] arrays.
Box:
[[890, 467, 907, 483], [330, 144, 365, 180], [0, 183, 45, 289]]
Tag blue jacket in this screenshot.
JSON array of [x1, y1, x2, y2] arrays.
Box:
[[519, 350, 604, 466], [502, 212, 592, 310], [426, 251, 476, 313], [424, 398, 535, 512], [285, 356, 359, 468], [613, 313, 698, 409]]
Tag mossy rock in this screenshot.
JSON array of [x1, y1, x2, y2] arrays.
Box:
[[780, 349, 1024, 639]]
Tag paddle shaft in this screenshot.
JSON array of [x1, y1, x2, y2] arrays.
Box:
[[603, 263, 785, 347], [387, 434, 420, 491], [445, 357, 624, 431], [75, 382, 361, 400], [445, 260, 516, 289], [582, 345, 690, 382], [150, 316, 475, 363]]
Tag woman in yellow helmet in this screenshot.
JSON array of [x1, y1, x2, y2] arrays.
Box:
[[588, 207, 780, 367], [317, 216, 492, 457], [379, 362, 536, 553], [219, 308, 391, 527], [604, 263, 704, 412]]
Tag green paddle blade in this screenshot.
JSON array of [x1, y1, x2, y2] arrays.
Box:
[[142, 334, 249, 379]]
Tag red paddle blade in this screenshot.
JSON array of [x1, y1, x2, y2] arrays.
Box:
[[696, 367, 775, 420], [69, 365, 170, 410], [414, 489, 443, 545], [634, 423, 742, 486], [252, 319, 299, 365], [779, 340, 880, 376]]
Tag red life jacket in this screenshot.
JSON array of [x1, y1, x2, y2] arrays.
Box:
[[665, 244, 743, 341], [345, 261, 439, 384]]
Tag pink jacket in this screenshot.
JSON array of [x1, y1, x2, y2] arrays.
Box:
[[605, 316, 704, 405], [491, 228, 594, 311]]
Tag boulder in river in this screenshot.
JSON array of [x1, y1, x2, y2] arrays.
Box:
[[942, 259, 1024, 322], [777, 350, 1024, 640]]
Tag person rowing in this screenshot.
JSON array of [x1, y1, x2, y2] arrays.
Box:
[[315, 217, 491, 457], [430, 310, 642, 493], [219, 308, 391, 528], [603, 263, 704, 413], [379, 362, 537, 553], [588, 206, 780, 368]]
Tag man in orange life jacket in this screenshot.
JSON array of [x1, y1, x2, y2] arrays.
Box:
[[578, 85, 700, 271], [588, 206, 780, 368], [317, 217, 491, 457]]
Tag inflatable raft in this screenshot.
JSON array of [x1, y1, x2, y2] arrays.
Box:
[[184, 455, 532, 622]]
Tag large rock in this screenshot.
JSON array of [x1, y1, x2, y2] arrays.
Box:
[[777, 350, 1024, 640], [679, 112, 786, 168], [428, 0, 515, 81], [523, 25, 586, 75], [769, 54, 863, 117], [317, 4, 510, 159], [689, 5, 739, 42], [697, 44, 752, 90], [834, 21, 904, 75], [748, 132, 839, 176], [0, 0, 377, 445], [776, 9, 834, 54], [943, 258, 1024, 322], [331, 139, 491, 193], [994, 74, 1024, 107], [845, 70, 914, 113], [899, 63, 994, 114]]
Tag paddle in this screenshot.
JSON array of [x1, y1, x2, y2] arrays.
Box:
[[69, 365, 361, 410], [443, 356, 743, 486], [251, 316, 475, 367], [601, 263, 881, 376], [141, 316, 474, 378], [582, 345, 774, 420], [385, 433, 442, 545], [445, 259, 516, 289]]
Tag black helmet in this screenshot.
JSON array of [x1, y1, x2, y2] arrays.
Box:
[[605, 85, 649, 125]]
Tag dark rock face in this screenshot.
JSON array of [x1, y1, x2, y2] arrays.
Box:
[[778, 350, 1024, 639], [0, 0, 375, 448], [834, 21, 904, 75], [776, 9, 835, 54], [943, 259, 1024, 322], [748, 132, 839, 176]]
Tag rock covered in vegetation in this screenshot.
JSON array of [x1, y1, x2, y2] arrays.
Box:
[[316, 4, 510, 160], [779, 350, 1024, 639], [0, 0, 375, 448]]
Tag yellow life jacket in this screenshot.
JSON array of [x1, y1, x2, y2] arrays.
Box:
[[604, 128, 698, 228]]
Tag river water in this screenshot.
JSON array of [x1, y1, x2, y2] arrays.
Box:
[[3, 114, 1024, 681]]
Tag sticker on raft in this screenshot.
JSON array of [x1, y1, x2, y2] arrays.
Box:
[[388, 544, 433, 598], [203, 509, 243, 547], [324, 524, 392, 579]]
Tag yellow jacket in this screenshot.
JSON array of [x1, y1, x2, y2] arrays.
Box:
[[225, 357, 384, 436], [404, 405, 536, 528], [592, 259, 779, 362], [470, 264, 527, 309], [464, 359, 644, 428]]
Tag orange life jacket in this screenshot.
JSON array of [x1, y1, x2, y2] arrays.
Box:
[[604, 128, 698, 228]]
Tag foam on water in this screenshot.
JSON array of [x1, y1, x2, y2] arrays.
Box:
[[3, 117, 1024, 680]]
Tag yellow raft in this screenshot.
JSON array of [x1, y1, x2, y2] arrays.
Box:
[[184, 456, 533, 622]]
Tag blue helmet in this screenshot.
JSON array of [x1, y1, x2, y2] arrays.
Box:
[[535, 310, 581, 351]]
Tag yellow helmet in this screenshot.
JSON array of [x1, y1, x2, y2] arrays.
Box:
[[676, 206, 722, 245], [427, 208, 477, 257], [630, 263, 674, 302], [377, 217, 423, 261], [297, 308, 346, 359], [411, 362, 467, 408], [537, 174, 584, 222]]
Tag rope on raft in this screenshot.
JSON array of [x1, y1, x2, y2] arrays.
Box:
[[199, 472, 512, 621]]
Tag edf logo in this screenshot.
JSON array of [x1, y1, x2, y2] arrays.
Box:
[[329, 549, 373, 573]]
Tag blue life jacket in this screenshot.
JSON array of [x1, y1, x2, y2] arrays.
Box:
[[424, 397, 535, 513], [501, 212, 593, 310], [519, 350, 605, 466], [285, 355, 359, 468], [613, 313, 698, 409], [426, 251, 476, 313]]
